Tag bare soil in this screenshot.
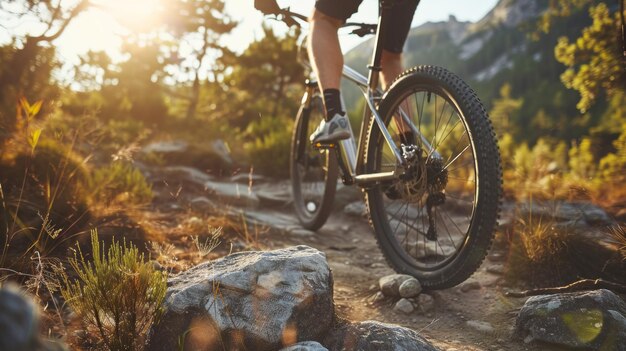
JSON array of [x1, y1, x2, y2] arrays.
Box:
[[137, 177, 573, 351]]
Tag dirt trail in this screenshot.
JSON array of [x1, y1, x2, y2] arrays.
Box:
[[145, 171, 565, 351]]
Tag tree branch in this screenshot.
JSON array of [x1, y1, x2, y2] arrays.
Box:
[[505, 279, 626, 298]]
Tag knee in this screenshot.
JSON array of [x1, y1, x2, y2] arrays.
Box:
[[310, 10, 343, 31], [381, 50, 403, 67]]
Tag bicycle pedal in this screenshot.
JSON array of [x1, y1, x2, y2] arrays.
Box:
[[313, 141, 336, 150]]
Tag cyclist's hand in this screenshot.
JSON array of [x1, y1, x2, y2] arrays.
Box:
[[254, 0, 281, 15]]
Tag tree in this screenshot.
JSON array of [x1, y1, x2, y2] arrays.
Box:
[[489, 83, 523, 138], [552, 2, 625, 112], [216, 26, 305, 176], [163, 0, 236, 120], [220, 25, 304, 130], [0, 0, 89, 146]]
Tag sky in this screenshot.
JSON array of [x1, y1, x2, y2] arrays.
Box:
[[50, 0, 499, 66]]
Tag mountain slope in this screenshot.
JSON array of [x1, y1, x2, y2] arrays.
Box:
[[343, 0, 597, 143]]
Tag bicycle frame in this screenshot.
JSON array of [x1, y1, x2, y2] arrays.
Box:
[[298, 0, 436, 187]]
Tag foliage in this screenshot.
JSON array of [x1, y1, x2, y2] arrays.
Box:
[[0, 138, 91, 270], [568, 138, 597, 180], [60, 230, 167, 351], [162, 0, 237, 120], [506, 208, 580, 287], [213, 26, 303, 176], [89, 162, 153, 206], [243, 115, 293, 177], [555, 3, 625, 112], [490, 84, 523, 136], [0, 0, 89, 147]]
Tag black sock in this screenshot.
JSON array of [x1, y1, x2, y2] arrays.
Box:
[[322, 89, 344, 121]]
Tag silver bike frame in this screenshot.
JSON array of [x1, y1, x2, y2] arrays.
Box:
[[300, 0, 439, 187], [337, 65, 438, 186]]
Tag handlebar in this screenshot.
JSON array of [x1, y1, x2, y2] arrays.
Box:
[[273, 8, 377, 37]]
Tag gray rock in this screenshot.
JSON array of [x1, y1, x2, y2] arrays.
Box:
[[160, 166, 214, 187], [517, 201, 614, 227], [0, 285, 38, 351], [398, 278, 422, 298], [189, 196, 215, 212], [289, 228, 316, 237], [486, 264, 505, 275], [459, 279, 481, 292], [466, 320, 495, 334], [278, 341, 328, 351], [143, 140, 188, 154], [204, 180, 260, 208], [324, 321, 440, 351], [230, 173, 267, 184], [417, 294, 435, 313], [394, 298, 415, 314], [209, 139, 234, 167], [333, 185, 362, 211], [142, 140, 234, 174], [256, 189, 291, 207], [146, 246, 334, 351], [514, 289, 626, 350], [379, 274, 414, 297], [0, 285, 66, 351], [344, 201, 367, 217]]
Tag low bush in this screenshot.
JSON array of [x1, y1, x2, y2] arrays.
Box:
[[89, 161, 153, 206], [243, 115, 292, 178], [61, 230, 167, 351]]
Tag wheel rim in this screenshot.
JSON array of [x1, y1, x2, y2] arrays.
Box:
[[374, 86, 479, 272], [293, 100, 333, 221]]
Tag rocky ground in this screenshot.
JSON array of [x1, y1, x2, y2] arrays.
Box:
[[132, 157, 620, 351], [128, 141, 626, 350]]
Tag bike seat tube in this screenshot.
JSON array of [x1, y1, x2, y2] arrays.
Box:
[[367, 0, 394, 91]]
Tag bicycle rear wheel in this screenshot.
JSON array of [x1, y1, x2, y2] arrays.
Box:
[[291, 95, 338, 230], [364, 66, 502, 289]]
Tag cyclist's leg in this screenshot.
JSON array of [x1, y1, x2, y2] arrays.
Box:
[[381, 50, 403, 90], [308, 10, 343, 117], [308, 0, 361, 143], [381, 0, 420, 142]]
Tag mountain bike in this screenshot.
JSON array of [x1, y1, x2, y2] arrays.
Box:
[[272, 2, 502, 290]]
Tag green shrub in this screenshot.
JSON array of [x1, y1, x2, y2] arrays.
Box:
[[89, 161, 152, 205], [568, 137, 596, 180], [61, 230, 167, 351], [506, 210, 578, 286], [243, 115, 292, 178]]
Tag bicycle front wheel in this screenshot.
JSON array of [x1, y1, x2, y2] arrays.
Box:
[[291, 95, 338, 230], [364, 66, 502, 290]]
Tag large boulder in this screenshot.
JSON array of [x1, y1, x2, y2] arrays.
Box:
[[514, 289, 626, 350], [0, 284, 66, 351], [278, 341, 328, 351], [516, 200, 615, 227], [324, 320, 439, 351], [146, 246, 334, 351]]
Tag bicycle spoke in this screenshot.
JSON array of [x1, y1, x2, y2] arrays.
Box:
[[443, 144, 470, 171]]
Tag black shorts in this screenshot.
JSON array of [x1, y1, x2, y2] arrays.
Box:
[[315, 0, 420, 53]]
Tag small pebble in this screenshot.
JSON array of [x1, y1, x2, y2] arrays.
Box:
[[417, 293, 435, 313], [379, 274, 413, 297], [460, 279, 481, 292], [394, 298, 415, 314], [487, 264, 505, 275], [398, 278, 422, 298]]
